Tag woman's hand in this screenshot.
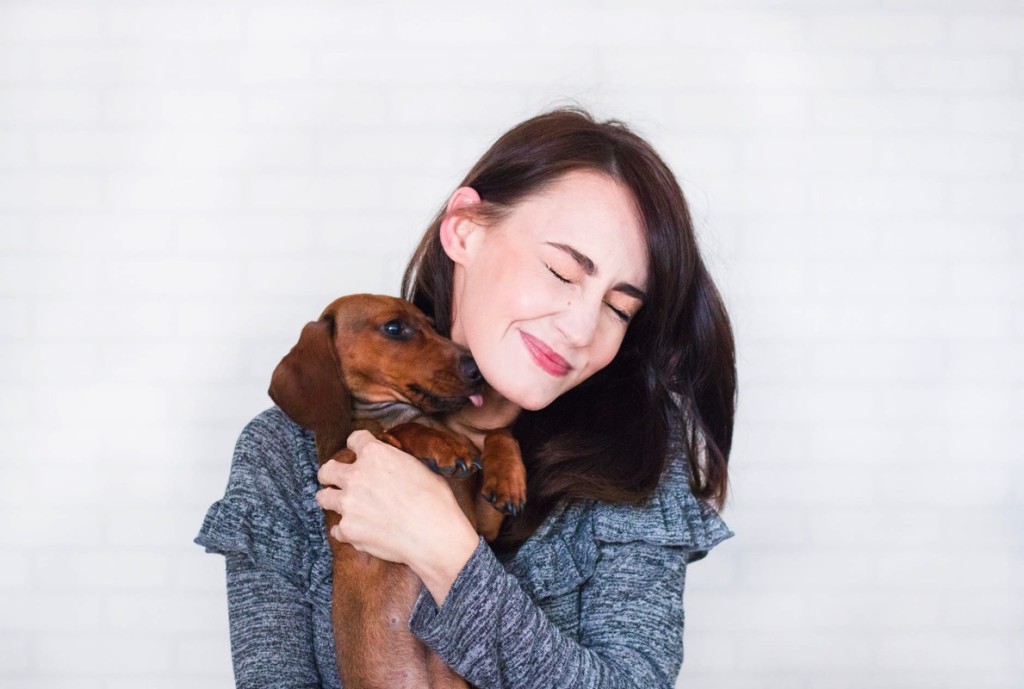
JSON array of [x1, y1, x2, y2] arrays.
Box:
[[315, 429, 481, 605]]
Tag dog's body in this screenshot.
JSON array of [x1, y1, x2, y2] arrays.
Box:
[[268, 294, 526, 689]]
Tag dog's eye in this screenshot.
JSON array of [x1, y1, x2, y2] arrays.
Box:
[[381, 319, 413, 340]]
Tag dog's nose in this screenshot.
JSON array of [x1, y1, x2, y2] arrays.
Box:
[[459, 354, 482, 386]]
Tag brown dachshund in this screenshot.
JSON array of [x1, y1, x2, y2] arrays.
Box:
[[268, 293, 527, 689]]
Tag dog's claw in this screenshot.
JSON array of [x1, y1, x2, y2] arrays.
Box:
[[472, 459, 483, 472]]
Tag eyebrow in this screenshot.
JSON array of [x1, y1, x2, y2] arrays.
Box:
[[546, 242, 647, 301]]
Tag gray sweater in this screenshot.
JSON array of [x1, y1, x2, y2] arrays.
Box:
[[195, 406, 733, 688]]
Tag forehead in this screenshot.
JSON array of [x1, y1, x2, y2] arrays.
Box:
[[509, 170, 649, 283]]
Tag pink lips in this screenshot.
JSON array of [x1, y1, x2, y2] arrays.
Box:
[[519, 331, 572, 377]]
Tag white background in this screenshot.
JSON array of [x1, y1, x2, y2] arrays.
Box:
[[1, 1, 1022, 687]]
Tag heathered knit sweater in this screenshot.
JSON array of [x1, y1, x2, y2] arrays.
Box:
[[194, 406, 733, 689]]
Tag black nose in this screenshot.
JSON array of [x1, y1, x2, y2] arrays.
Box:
[[459, 354, 482, 385]]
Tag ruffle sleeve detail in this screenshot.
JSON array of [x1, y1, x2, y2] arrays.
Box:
[[193, 406, 332, 593], [590, 452, 734, 562]]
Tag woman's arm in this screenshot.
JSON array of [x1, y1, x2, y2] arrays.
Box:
[[224, 553, 323, 689], [408, 536, 688, 689], [195, 408, 333, 689]]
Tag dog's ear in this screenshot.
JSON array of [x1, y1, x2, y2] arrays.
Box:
[[268, 317, 351, 433]]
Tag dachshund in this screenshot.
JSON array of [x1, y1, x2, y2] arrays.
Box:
[[268, 293, 527, 689]]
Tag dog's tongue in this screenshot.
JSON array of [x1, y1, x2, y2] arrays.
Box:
[[469, 394, 484, 408]]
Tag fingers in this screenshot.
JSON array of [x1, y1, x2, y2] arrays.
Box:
[[347, 429, 376, 453]]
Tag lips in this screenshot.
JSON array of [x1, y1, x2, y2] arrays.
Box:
[[519, 330, 572, 377]]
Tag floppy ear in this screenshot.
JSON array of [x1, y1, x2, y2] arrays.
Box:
[[268, 317, 352, 434]]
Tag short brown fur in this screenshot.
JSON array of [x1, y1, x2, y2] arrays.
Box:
[[268, 293, 526, 689]]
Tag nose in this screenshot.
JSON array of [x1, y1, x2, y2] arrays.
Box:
[[554, 297, 601, 348], [459, 353, 483, 386]]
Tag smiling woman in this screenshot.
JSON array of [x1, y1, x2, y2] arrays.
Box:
[[439, 170, 648, 413], [196, 106, 737, 689]]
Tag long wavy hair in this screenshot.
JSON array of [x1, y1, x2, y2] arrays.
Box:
[[402, 106, 736, 552]]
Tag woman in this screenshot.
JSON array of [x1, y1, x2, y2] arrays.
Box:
[[195, 106, 736, 688]]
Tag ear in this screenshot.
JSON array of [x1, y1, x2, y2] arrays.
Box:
[[439, 186, 484, 266], [268, 317, 352, 433]]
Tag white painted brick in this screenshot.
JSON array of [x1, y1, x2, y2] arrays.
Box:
[[881, 54, 1016, 92], [735, 631, 874, 671], [31, 550, 171, 592], [808, 508, 942, 548], [104, 5, 242, 42], [807, 423, 948, 466], [946, 592, 1024, 632], [951, 260, 1024, 297], [0, 507, 103, 548], [0, 89, 98, 125], [878, 136, 1017, 175], [0, 551, 29, 588], [100, 258, 242, 297], [173, 634, 232, 674], [36, 214, 175, 253], [877, 220, 1013, 259], [319, 49, 599, 88], [809, 94, 946, 132], [102, 508, 202, 548], [726, 507, 810, 547], [0, 215, 31, 249], [731, 422, 809, 465], [809, 177, 945, 213], [104, 90, 243, 127], [33, 296, 173, 340], [669, 91, 811, 131], [247, 173, 384, 211], [807, 341, 944, 383], [248, 88, 389, 126], [732, 462, 879, 506], [104, 593, 224, 632], [737, 216, 877, 260], [34, 45, 242, 87], [950, 14, 1024, 49], [0, 130, 31, 167], [806, 13, 946, 50], [104, 173, 245, 212], [0, 593, 102, 632], [237, 47, 315, 84], [0, 5, 101, 41], [0, 635, 30, 672], [35, 634, 172, 674], [245, 6, 385, 42], [740, 134, 876, 173], [877, 632, 1015, 672], [175, 215, 315, 253], [0, 173, 102, 211], [947, 341, 1024, 382], [951, 97, 1024, 135]]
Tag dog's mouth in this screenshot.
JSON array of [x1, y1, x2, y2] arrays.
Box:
[[407, 384, 482, 413]]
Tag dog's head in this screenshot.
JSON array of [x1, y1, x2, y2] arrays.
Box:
[[268, 294, 483, 432]]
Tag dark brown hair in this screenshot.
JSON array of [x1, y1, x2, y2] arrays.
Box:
[[402, 106, 736, 552]]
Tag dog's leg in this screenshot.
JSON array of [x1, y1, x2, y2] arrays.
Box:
[[474, 429, 527, 541], [379, 423, 480, 479]]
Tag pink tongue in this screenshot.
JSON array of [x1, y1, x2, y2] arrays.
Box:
[[469, 394, 484, 408]]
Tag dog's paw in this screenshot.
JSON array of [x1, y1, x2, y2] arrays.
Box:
[[480, 474, 526, 517], [420, 434, 480, 480]]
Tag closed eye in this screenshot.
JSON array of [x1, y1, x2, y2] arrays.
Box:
[[605, 302, 631, 323], [547, 265, 572, 284]]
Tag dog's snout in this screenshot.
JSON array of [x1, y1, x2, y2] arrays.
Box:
[[459, 354, 482, 386]]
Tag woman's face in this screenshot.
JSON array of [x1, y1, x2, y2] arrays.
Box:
[[444, 170, 649, 412]]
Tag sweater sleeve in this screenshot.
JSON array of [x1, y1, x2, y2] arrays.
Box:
[[407, 442, 732, 689], [408, 534, 690, 689], [195, 408, 332, 689]]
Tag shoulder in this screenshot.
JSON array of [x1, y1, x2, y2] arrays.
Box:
[[588, 429, 733, 563], [226, 406, 318, 503], [195, 407, 325, 579]]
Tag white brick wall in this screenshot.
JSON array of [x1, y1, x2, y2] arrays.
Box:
[[1, 1, 1021, 687]]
